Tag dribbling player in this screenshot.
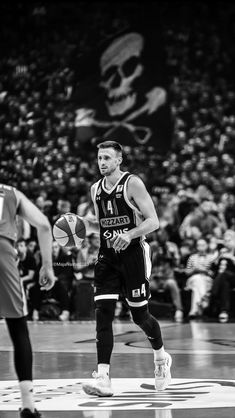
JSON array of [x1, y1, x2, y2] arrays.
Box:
[[82, 141, 172, 397], [0, 184, 56, 418]]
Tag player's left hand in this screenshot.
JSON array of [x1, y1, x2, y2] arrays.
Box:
[[111, 233, 132, 252], [39, 266, 56, 291]]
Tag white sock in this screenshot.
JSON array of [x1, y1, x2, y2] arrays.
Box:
[[19, 380, 35, 412], [98, 363, 110, 376], [153, 346, 166, 361]]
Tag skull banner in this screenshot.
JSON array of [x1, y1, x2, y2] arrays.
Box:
[[73, 6, 173, 153]]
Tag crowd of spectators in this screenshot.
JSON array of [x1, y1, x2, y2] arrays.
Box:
[[1, 2, 235, 322]]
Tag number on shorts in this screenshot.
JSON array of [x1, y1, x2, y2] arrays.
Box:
[[141, 283, 146, 297]]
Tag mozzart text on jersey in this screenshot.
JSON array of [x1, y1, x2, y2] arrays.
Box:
[[100, 216, 130, 228]]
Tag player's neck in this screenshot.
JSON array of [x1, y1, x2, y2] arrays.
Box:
[[105, 170, 124, 187]]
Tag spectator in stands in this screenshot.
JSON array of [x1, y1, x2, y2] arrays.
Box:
[[150, 258, 184, 322], [71, 234, 99, 320], [223, 193, 235, 230], [16, 238, 37, 315], [26, 239, 42, 321], [49, 240, 74, 321], [52, 200, 72, 224], [26, 239, 41, 267], [211, 230, 235, 323], [179, 200, 226, 239], [185, 238, 217, 318], [30, 240, 73, 321], [52, 240, 74, 293], [150, 228, 180, 268], [73, 233, 99, 280]]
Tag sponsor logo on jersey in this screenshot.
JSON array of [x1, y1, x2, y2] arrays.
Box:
[[116, 185, 124, 192], [100, 216, 130, 228], [103, 228, 129, 240], [132, 289, 140, 297]]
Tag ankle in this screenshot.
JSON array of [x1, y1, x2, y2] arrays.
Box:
[[153, 346, 166, 361], [97, 363, 110, 376]]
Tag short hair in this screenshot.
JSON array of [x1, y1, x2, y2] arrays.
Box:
[[16, 238, 26, 245], [97, 140, 123, 155]]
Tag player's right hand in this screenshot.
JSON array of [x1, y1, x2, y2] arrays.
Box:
[[39, 266, 56, 291]]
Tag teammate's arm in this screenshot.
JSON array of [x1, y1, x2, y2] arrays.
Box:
[[83, 184, 100, 234], [111, 176, 159, 252], [15, 190, 56, 290]]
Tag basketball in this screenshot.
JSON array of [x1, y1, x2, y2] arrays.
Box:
[[53, 213, 86, 247]]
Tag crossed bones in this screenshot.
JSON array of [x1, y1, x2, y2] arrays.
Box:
[[75, 87, 166, 144]]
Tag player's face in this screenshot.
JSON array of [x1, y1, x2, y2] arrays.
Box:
[[97, 148, 122, 176]]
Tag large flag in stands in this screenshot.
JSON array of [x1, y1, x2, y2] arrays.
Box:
[[72, 4, 173, 154]]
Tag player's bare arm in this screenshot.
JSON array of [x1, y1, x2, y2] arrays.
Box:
[[15, 190, 56, 290], [83, 184, 100, 234], [111, 176, 159, 252]]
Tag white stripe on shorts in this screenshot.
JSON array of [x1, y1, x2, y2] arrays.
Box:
[[127, 299, 148, 307], [20, 278, 28, 317], [141, 240, 152, 280], [94, 294, 119, 301]]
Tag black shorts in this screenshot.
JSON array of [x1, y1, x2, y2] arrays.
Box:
[[94, 240, 152, 307]]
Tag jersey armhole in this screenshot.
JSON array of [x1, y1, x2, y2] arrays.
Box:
[[93, 180, 102, 221], [123, 175, 142, 214]]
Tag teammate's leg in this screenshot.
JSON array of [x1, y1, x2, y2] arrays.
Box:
[[0, 237, 41, 417], [6, 317, 41, 417]]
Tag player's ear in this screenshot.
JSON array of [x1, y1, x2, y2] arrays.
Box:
[[118, 156, 123, 165]]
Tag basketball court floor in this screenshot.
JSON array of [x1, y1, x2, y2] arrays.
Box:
[[0, 319, 235, 417]]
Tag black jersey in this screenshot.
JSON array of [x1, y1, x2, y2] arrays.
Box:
[[93, 172, 144, 249]]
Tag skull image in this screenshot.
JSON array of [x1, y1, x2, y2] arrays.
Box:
[[100, 33, 144, 117]]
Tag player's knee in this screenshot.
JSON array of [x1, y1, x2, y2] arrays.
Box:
[[130, 304, 150, 326], [95, 300, 116, 327], [6, 316, 29, 342]]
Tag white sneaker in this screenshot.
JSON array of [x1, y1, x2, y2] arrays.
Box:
[[82, 371, 113, 397], [154, 352, 172, 391], [59, 310, 70, 321], [219, 311, 229, 323], [174, 310, 183, 323]]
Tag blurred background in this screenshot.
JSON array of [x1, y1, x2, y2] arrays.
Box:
[[1, 1, 235, 324]]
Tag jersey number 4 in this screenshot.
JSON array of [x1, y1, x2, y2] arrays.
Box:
[[107, 200, 114, 215]]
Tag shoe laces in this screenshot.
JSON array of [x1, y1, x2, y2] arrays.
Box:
[[91, 371, 107, 381], [155, 359, 168, 378]]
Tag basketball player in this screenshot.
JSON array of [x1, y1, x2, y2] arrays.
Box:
[[82, 141, 172, 397], [0, 184, 56, 418]]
